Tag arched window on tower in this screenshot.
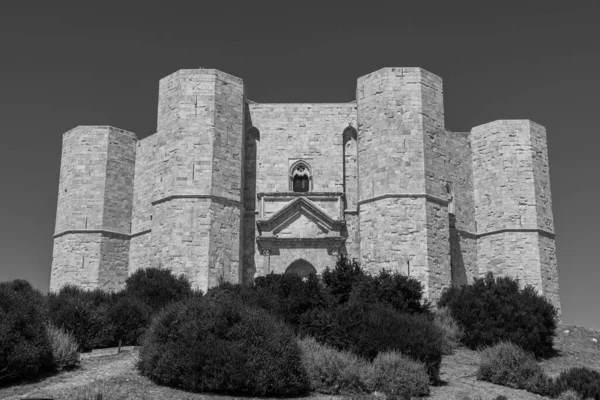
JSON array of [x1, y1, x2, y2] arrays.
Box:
[[290, 162, 311, 192]]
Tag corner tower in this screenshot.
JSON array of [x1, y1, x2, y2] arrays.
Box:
[[51, 126, 137, 291], [356, 68, 451, 301], [129, 69, 246, 292], [471, 120, 560, 313]]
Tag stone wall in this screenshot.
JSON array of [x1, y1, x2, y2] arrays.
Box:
[[356, 67, 451, 300], [358, 197, 427, 279], [128, 69, 245, 292], [51, 126, 136, 291], [49, 67, 561, 314], [55, 126, 110, 234], [51, 233, 102, 291], [471, 120, 560, 314], [247, 102, 357, 279]]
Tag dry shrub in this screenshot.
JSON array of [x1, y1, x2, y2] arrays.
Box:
[[366, 351, 430, 399], [298, 336, 370, 395], [477, 341, 550, 395], [433, 306, 463, 355], [299, 337, 430, 400], [557, 390, 583, 400], [46, 323, 80, 371]]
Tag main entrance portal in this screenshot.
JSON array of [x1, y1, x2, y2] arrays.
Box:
[[285, 259, 317, 279]]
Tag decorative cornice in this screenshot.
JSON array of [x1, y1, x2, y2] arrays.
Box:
[[358, 193, 449, 206], [257, 191, 344, 199], [53, 229, 130, 240], [130, 229, 151, 238], [257, 196, 345, 234], [151, 194, 243, 207], [476, 228, 555, 239], [256, 236, 346, 252]]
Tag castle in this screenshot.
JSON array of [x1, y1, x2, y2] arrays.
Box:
[[50, 67, 561, 312]]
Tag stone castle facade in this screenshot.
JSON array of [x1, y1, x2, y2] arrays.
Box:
[[50, 67, 561, 311]]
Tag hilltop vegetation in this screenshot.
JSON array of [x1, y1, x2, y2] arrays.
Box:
[[2, 257, 599, 399]]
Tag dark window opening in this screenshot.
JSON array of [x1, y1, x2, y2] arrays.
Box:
[[293, 175, 310, 192]]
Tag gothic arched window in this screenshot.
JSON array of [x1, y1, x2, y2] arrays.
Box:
[[290, 162, 311, 192]]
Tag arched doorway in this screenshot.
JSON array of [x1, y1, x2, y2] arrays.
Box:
[[285, 259, 317, 279]]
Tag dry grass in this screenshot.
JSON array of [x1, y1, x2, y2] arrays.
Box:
[[47, 323, 80, 371], [433, 306, 464, 355], [2, 324, 599, 400]]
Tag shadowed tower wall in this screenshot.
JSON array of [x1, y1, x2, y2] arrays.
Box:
[[129, 69, 245, 292], [51, 126, 137, 291], [471, 120, 560, 314], [356, 67, 451, 302]]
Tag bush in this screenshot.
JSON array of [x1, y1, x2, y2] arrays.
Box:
[[0, 280, 53, 384], [348, 269, 431, 315], [302, 302, 444, 381], [321, 255, 365, 305], [253, 273, 327, 326], [433, 306, 464, 355], [298, 336, 370, 395], [477, 341, 550, 395], [366, 351, 430, 399], [438, 272, 558, 357], [124, 268, 192, 312], [557, 390, 583, 400], [46, 323, 79, 371], [550, 367, 600, 400], [47, 285, 114, 351], [138, 296, 309, 396], [106, 293, 152, 346]]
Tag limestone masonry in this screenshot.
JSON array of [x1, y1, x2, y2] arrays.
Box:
[[50, 67, 561, 313]]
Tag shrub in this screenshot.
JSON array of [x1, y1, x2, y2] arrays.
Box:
[[495, 396, 508, 400], [124, 268, 192, 312], [348, 269, 431, 315], [557, 390, 583, 400], [550, 367, 600, 400], [253, 273, 327, 327], [438, 272, 558, 357], [365, 351, 430, 399], [433, 306, 464, 355], [47, 285, 114, 351], [138, 296, 309, 396], [321, 255, 365, 305], [477, 341, 550, 395], [46, 323, 79, 371], [302, 302, 444, 381], [298, 336, 370, 395], [0, 280, 53, 384], [106, 293, 152, 346]]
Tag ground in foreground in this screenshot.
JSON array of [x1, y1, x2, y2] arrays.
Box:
[[1, 325, 598, 400]]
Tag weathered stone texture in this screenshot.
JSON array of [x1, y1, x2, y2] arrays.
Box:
[[55, 126, 110, 233], [51, 233, 102, 291], [248, 103, 356, 194], [471, 120, 540, 232], [359, 198, 427, 280], [471, 120, 559, 315], [102, 129, 137, 233], [98, 236, 130, 291], [51, 67, 560, 314], [51, 126, 136, 291], [539, 234, 561, 313]]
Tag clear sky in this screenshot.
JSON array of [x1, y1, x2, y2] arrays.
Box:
[[0, 1, 598, 329]]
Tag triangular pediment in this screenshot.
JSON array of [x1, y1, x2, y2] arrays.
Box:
[[257, 196, 344, 235]]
